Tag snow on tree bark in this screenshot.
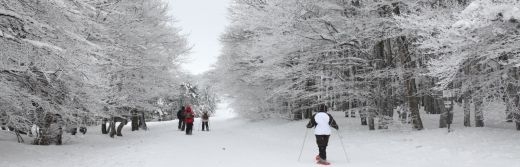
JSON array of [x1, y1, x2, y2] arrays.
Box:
[[463, 96, 471, 127], [474, 97, 485, 127]]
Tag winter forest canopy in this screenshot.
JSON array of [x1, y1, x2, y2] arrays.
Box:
[[0, 0, 217, 144], [0, 0, 519, 146], [212, 0, 520, 130], [0, 0, 520, 166]]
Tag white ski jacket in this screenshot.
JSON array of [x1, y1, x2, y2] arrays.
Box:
[[307, 112, 339, 135]]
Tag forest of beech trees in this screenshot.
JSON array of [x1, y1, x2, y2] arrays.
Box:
[[0, 0, 519, 145], [0, 0, 217, 144], [212, 0, 520, 130]]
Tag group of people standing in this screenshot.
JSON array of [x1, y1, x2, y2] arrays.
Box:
[[177, 105, 210, 135]]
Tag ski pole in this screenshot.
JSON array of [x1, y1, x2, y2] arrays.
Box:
[[335, 129, 350, 163], [297, 128, 309, 162]]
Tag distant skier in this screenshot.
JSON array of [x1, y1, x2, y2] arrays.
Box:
[[306, 104, 339, 165], [201, 111, 210, 131], [177, 106, 186, 131], [184, 105, 195, 135]]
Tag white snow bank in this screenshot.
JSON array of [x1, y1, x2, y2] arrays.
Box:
[[0, 111, 519, 167]]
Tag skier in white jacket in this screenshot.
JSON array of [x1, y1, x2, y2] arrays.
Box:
[[306, 104, 339, 165]]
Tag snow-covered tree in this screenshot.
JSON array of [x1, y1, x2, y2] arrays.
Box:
[[0, 0, 190, 143], [214, 0, 426, 130], [397, 0, 520, 129], [96, 0, 189, 116]]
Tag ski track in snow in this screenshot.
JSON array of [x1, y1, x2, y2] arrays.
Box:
[[1, 111, 520, 167]]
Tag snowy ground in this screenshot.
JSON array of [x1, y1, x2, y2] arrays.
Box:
[[1, 103, 520, 167]]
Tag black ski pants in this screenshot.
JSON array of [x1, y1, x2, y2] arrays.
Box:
[[186, 123, 193, 135], [178, 119, 185, 131], [202, 121, 209, 131], [316, 135, 330, 160]]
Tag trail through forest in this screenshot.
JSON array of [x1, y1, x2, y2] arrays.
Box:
[[1, 103, 519, 167]]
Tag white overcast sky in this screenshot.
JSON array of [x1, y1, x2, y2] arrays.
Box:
[[168, 0, 231, 75]]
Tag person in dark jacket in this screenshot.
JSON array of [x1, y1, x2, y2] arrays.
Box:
[[201, 111, 209, 131], [306, 104, 339, 165], [184, 105, 195, 135], [177, 106, 186, 131]]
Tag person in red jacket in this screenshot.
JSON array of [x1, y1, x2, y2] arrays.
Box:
[[184, 105, 195, 135]]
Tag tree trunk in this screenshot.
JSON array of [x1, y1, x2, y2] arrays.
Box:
[[407, 79, 423, 130], [139, 112, 147, 130], [506, 67, 519, 130], [344, 101, 350, 117], [304, 109, 312, 119], [514, 94, 520, 130], [438, 97, 448, 128], [423, 95, 434, 114], [515, 113, 520, 130], [399, 112, 407, 124], [368, 109, 375, 130], [350, 110, 356, 118], [131, 110, 139, 131], [361, 117, 367, 125], [1, 116, 6, 130], [131, 115, 139, 131], [506, 103, 513, 122], [396, 36, 423, 130], [516, 96, 520, 130], [474, 97, 485, 127], [431, 98, 438, 114], [443, 95, 454, 130], [439, 109, 448, 128], [360, 106, 368, 125], [378, 98, 392, 129], [109, 119, 116, 138], [398, 104, 408, 124], [109, 117, 127, 136], [101, 118, 108, 134], [116, 121, 126, 136], [463, 96, 471, 127], [345, 100, 357, 118]]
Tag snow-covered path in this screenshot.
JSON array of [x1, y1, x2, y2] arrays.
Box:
[[1, 110, 520, 167], [0, 117, 315, 167]]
